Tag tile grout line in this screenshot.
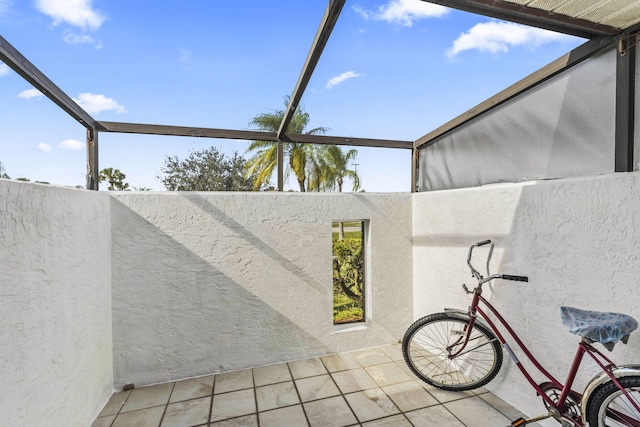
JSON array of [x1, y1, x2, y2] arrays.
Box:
[[441, 400, 470, 427], [336, 351, 392, 426], [322, 354, 364, 426], [287, 359, 313, 427], [98, 346, 517, 427], [208, 375, 216, 427], [108, 387, 132, 426], [251, 367, 261, 427], [348, 348, 472, 426], [476, 392, 527, 426], [330, 353, 376, 425], [156, 381, 176, 427]]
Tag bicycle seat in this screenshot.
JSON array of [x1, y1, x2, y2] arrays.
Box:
[[560, 306, 638, 347]]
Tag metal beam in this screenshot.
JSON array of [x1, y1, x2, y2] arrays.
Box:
[[97, 121, 275, 141], [99, 118, 412, 192], [414, 36, 615, 149], [97, 121, 413, 149], [277, 0, 346, 139], [283, 133, 412, 149], [615, 31, 636, 172], [277, 141, 284, 191], [0, 35, 97, 129], [86, 128, 99, 190], [421, 0, 619, 39], [411, 149, 418, 193]]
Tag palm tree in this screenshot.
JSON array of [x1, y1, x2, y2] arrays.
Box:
[[99, 167, 129, 191], [305, 144, 332, 192], [320, 146, 361, 239], [245, 97, 328, 191], [322, 145, 360, 192]]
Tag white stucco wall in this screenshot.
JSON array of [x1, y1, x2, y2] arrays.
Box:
[[110, 192, 413, 388], [5, 171, 640, 425], [413, 173, 640, 424], [0, 180, 113, 427]]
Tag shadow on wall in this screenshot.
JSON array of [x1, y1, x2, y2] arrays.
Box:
[[413, 175, 640, 423], [492, 177, 640, 422], [412, 233, 509, 248], [181, 193, 326, 295], [109, 197, 330, 389]]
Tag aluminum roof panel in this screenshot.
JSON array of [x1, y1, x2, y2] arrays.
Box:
[[499, 0, 640, 32]]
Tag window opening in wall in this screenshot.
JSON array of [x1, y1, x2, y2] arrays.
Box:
[[332, 220, 365, 325]]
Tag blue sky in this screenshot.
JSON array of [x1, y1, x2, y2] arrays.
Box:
[[0, 0, 584, 191]]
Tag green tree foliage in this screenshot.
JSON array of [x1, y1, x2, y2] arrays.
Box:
[[159, 146, 256, 191], [333, 238, 363, 302], [246, 98, 362, 192], [245, 96, 328, 191], [322, 145, 360, 192], [99, 167, 130, 191], [307, 145, 361, 192], [0, 161, 9, 179], [333, 233, 364, 324]]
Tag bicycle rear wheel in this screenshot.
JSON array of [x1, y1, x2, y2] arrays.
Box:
[[586, 376, 640, 427], [402, 312, 503, 391]]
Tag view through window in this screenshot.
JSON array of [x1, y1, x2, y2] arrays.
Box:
[[332, 221, 365, 325]]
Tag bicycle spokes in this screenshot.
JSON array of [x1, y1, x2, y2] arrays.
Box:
[[602, 387, 640, 427], [404, 240, 639, 426], [403, 314, 503, 390]]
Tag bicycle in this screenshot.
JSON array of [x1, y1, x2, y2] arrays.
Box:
[[402, 240, 640, 427]]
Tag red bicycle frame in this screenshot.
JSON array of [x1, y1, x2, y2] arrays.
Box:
[[453, 290, 640, 426]]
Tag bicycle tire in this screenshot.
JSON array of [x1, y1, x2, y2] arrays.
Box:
[[402, 312, 503, 391], [586, 376, 640, 427]]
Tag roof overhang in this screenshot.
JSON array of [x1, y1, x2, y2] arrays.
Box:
[[423, 0, 639, 38]]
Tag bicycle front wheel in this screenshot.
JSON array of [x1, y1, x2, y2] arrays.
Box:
[[402, 312, 503, 391], [586, 376, 640, 427]]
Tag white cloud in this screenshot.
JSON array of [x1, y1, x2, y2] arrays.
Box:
[[0, 63, 9, 77], [63, 31, 94, 44], [18, 88, 44, 99], [326, 71, 363, 89], [62, 30, 103, 48], [72, 92, 126, 114], [448, 21, 572, 58], [37, 143, 53, 152], [354, 0, 449, 27], [59, 139, 84, 150], [0, 0, 11, 16], [36, 0, 105, 30]]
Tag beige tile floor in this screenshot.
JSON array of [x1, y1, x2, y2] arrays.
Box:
[[92, 345, 536, 427]]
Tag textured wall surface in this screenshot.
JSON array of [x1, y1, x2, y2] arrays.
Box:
[[413, 173, 640, 424], [110, 192, 413, 388], [6, 172, 640, 425], [0, 180, 113, 427]]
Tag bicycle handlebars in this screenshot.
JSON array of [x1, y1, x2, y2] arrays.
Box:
[[503, 275, 529, 282], [467, 240, 529, 284]]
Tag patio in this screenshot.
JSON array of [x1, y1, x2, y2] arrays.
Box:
[[4, 171, 640, 426], [4, 2, 640, 426], [92, 345, 532, 427]]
